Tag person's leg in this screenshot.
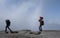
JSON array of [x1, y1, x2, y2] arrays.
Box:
[[39, 25, 40, 31], [8, 26, 13, 32], [38, 25, 41, 34], [5, 25, 8, 33], [8, 26, 18, 33], [39, 25, 42, 31], [40, 25, 42, 31]]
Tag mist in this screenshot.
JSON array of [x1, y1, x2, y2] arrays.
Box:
[[0, 0, 44, 31]]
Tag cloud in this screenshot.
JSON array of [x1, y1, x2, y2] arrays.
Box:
[[1, 0, 60, 31], [0, 0, 44, 31], [0, 0, 7, 4]]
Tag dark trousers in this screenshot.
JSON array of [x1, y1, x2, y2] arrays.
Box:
[[5, 25, 12, 32], [39, 25, 42, 31]]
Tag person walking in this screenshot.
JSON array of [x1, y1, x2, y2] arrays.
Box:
[[39, 16, 44, 32], [5, 19, 13, 33]]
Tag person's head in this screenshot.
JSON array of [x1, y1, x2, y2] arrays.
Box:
[[40, 16, 43, 19], [6, 19, 10, 21]]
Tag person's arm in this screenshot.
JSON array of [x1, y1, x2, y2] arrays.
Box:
[[38, 19, 40, 22]]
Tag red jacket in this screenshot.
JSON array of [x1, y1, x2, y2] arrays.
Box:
[[39, 19, 44, 25]]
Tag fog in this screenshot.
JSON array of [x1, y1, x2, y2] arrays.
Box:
[[0, 0, 44, 31]]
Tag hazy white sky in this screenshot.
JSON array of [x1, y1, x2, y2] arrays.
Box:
[[0, 0, 60, 31], [0, 0, 43, 31]]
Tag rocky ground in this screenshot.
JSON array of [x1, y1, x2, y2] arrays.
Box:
[[0, 30, 60, 38]]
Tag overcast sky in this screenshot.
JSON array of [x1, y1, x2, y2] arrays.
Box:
[[0, 0, 60, 31]]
